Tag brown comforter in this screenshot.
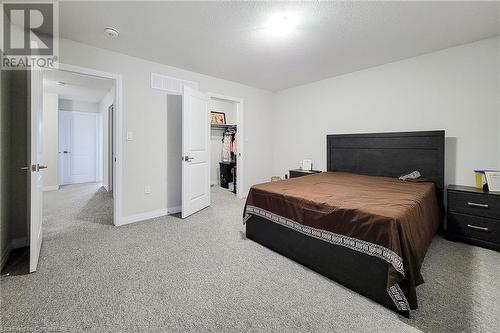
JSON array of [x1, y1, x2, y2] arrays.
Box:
[[244, 172, 441, 310]]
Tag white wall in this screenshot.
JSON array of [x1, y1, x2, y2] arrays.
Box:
[[60, 39, 274, 218], [273, 37, 500, 187], [42, 93, 59, 190], [98, 88, 115, 190]]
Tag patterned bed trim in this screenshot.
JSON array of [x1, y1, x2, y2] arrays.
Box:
[[245, 205, 404, 276], [388, 284, 410, 311], [244, 205, 410, 311]]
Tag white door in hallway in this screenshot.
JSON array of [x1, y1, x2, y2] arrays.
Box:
[[181, 86, 210, 218], [59, 111, 97, 185], [28, 66, 44, 273]]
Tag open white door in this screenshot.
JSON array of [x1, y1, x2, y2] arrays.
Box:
[[181, 86, 210, 218], [27, 67, 45, 273]]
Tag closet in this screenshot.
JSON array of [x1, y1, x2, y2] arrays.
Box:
[[210, 98, 238, 194]]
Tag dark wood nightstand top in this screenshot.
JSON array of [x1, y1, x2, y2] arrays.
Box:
[[448, 184, 500, 197], [289, 169, 322, 174]]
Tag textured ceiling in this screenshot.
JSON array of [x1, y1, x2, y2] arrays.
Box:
[[43, 70, 114, 103], [59, 1, 500, 91]]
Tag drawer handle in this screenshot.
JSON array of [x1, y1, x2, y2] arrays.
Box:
[[467, 202, 489, 208], [467, 224, 489, 232]]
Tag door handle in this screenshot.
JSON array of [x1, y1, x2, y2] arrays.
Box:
[[20, 164, 47, 172], [63, 151, 70, 154], [182, 155, 194, 162]]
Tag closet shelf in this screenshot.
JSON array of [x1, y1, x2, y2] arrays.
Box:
[[211, 124, 237, 130]]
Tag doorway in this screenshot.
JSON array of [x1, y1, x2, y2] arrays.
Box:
[[41, 69, 117, 232], [169, 89, 244, 219], [207, 93, 244, 199], [1, 65, 123, 274]]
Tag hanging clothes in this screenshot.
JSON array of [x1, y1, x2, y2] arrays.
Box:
[[222, 127, 236, 162]]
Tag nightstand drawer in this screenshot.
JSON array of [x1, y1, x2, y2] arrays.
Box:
[[447, 212, 500, 244], [448, 191, 500, 219]]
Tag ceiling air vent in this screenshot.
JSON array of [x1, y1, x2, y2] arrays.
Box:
[[151, 73, 198, 94]]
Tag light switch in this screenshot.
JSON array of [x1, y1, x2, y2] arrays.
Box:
[[144, 185, 151, 194], [127, 131, 134, 141]]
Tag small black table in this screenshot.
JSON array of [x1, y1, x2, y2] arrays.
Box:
[[447, 185, 500, 251]]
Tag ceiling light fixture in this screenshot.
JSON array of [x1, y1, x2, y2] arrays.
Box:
[[104, 27, 120, 38], [266, 13, 298, 37]]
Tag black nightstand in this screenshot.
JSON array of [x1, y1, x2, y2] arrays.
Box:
[[447, 185, 500, 251], [289, 169, 322, 179]]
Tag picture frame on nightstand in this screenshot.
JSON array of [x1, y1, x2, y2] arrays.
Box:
[[485, 171, 500, 192], [301, 159, 312, 171]]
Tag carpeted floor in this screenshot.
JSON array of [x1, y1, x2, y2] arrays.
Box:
[[1, 183, 499, 332]]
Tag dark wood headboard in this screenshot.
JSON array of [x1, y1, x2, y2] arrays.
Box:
[[327, 131, 445, 194]]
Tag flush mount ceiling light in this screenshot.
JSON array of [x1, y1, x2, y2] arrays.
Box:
[[266, 13, 298, 37], [104, 27, 120, 38]]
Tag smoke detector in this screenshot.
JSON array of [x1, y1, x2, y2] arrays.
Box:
[[104, 27, 119, 38]]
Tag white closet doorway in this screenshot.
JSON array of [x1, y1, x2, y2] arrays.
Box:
[[207, 93, 244, 199]]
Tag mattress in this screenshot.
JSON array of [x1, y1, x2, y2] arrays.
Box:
[[244, 172, 442, 310]]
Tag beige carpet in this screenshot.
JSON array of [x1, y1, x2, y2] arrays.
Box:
[[1, 183, 499, 332]]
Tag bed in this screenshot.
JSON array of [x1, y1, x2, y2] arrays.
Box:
[[244, 131, 444, 317]]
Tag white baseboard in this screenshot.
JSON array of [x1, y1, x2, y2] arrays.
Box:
[[167, 206, 181, 215], [119, 208, 169, 226], [43, 185, 59, 192]]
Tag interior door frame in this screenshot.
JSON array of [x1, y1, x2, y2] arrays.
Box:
[[108, 104, 114, 192], [206, 92, 244, 198], [57, 63, 124, 226], [58, 110, 99, 185]]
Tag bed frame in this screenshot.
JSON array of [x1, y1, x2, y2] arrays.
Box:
[[245, 130, 445, 317]]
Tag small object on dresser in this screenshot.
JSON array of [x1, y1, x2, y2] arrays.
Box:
[[484, 171, 500, 192], [474, 169, 489, 189], [447, 185, 500, 251], [289, 169, 322, 179], [301, 159, 312, 171]]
